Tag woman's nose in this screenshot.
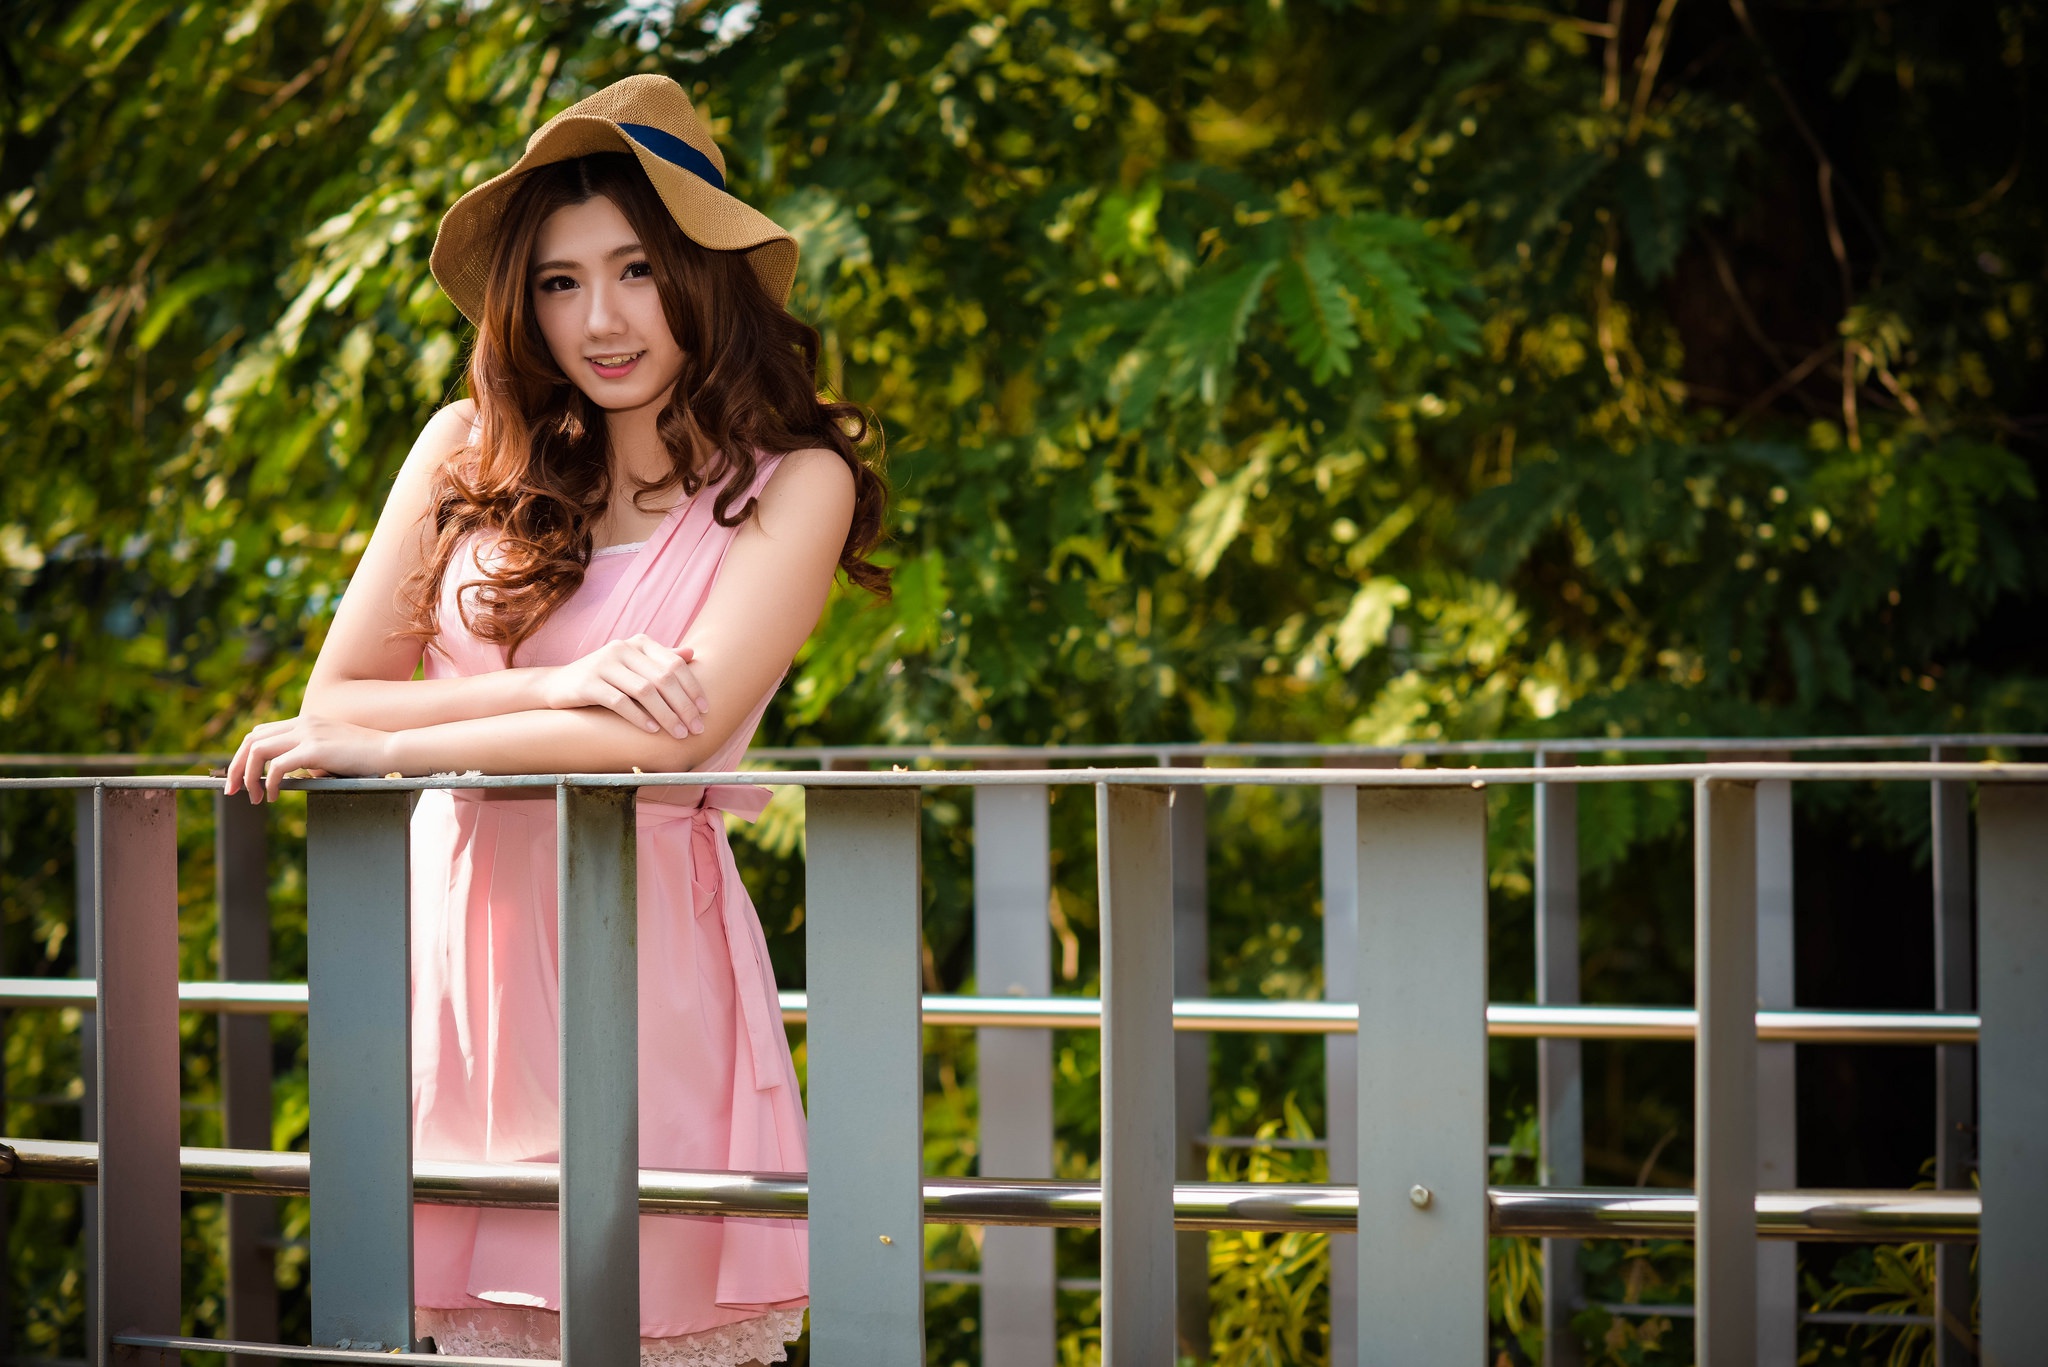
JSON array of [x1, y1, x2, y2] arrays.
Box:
[[584, 280, 627, 337]]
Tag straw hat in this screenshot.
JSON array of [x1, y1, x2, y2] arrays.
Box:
[[430, 74, 799, 323]]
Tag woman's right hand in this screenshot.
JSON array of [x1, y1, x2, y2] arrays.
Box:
[[540, 634, 710, 738]]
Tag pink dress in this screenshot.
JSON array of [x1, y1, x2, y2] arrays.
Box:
[[408, 454, 808, 1366]]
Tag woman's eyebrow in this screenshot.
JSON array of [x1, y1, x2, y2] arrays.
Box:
[[530, 243, 645, 275]]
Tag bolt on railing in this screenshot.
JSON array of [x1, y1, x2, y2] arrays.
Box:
[[1, 745, 2045, 1366]]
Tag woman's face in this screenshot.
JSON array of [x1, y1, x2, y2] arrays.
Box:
[[529, 194, 686, 416]]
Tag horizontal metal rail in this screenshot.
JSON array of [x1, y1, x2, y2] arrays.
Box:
[[0, 978, 1979, 1045], [111, 1335, 543, 1366], [4, 732, 2041, 771], [5, 762, 2048, 796], [0, 1138, 1978, 1242]]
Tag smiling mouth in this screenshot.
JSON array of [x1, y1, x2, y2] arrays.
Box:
[[588, 351, 646, 370]]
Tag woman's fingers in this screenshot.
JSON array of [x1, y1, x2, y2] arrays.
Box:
[[605, 659, 687, 736], [239, 732, 274, 804], [590, 680, 666, 735], [262, 745, 308, 804], [245, 738, 286, 805], [226, 725, 272, 798], [614, 653, 705, 737], [223, 732, 250, 797], [627, 636, 709, 719]]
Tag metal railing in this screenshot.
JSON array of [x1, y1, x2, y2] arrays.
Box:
[[0, 739, 2043, 1367], [0, 976, 1985, 1044]]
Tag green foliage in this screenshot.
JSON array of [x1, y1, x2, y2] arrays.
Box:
[[1205, 1100, 1332, 1367], [1801, 1246, 1950, 1367]]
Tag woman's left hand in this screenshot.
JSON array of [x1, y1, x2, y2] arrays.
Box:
[[222, 715, 396, 804]]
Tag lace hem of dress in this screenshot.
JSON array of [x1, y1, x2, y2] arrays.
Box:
[[416, 1304, 804, 1366]]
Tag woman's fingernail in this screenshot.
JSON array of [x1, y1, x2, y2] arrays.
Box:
[[674, 726, 687, 738], [645, 722, 658, 733]]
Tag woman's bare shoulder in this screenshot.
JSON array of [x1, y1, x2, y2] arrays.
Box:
[[417, 398, 479, 461], [393, 399, 479, 488], [750, 447, 855, 541], [761, 446, 854, 499]]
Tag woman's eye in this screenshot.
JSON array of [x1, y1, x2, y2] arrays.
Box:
[[623, 260, 653, 280], [537, 275, 575, 293]]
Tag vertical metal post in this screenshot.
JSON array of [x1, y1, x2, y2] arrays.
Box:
[[216, 793, 278, 1364], [72, 789, 100, 1363], [558, 786, 640, 1364], [1321, 780, 1359, 1367], [807, 786, 926, 1363], [1930, 746, 1976, 1366], [1098, 783, 1175, 1365], [1695, 779, 1758, 1367], [1166, 756, 1210, 1363], [0, 795, 7, 1365], [1322, 753, 1394, 1367], [1355, 785, 1488, 1360], [1534, 751, 1584, 1367], [306, 791, 413, 1350], [1975, 782, 2048, 1361], [973, 783, 1055, 1367], [93, 785, 181, 1366], [1753, 775, 1798, 1367]]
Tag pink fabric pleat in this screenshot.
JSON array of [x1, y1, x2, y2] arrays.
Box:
[[408, 455, 807, 1338]]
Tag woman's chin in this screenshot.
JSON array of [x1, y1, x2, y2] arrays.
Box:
[[568, 378, 673, 414]]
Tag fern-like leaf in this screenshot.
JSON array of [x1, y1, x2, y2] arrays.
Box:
[[1274, 237, 1359, 383]]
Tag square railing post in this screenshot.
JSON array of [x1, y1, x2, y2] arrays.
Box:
[[807, 786, 926, 1362], [1322, 753, 1395, 1367], [71, 789, 100, 1362], [1165, 755, 1211, 1365], [1695, 778, 1758, 1365], [215, 792, 278, 1366], [1355, 785, 1488, 1359], [1975, 782, 2048, 1359], [972, 782, 1055, 1366], [93, 785, 181, 1366], [1534, 750, 1584, 1367], [558, 785, 640, 1364], [1098, 782, 1175, 1364], [1752, 774, 1798, 1366], [1320, 779, 1359, 1367], [1930, 746, 1976, 1366], [306, 790, 413, 1350]]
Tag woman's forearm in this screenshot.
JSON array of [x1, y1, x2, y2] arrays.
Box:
[[383, 705, 725, 776], [303, 669, 554, 731]]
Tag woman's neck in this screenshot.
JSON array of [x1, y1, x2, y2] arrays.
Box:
[[605, 386, 675, 488]]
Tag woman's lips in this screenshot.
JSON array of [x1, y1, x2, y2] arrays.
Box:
[[588, 350, 645, 379]]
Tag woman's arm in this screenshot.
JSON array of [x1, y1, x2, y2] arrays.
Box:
[[296, 399, 561, 728], [298, 400, 712, 739], [386, 447, 855, 775], [247, 447, 855, 793]]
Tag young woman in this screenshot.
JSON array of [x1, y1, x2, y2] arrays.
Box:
[[222, 75, 887, 1365]]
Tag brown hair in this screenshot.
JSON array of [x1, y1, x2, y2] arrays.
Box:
[[399, 152, 888, 663]]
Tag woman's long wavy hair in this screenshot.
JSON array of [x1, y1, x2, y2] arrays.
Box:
[[399, 152, 888, 664]]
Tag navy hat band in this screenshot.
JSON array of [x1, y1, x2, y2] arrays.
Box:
[[619, 122, 727, 192]]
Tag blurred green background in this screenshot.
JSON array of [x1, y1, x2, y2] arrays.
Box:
[[2, 0, 2044, 1362]]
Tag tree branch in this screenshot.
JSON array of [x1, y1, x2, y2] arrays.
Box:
[[1628, 0, 1681, 139], [1465, 3, 1617, 38]]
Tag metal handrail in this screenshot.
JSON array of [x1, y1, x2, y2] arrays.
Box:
[[0, 978, 1980, 1045], [2, 732, 2041, 771], [6, 760, 2048, 793], [0, 1138, 1980, 1242]]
